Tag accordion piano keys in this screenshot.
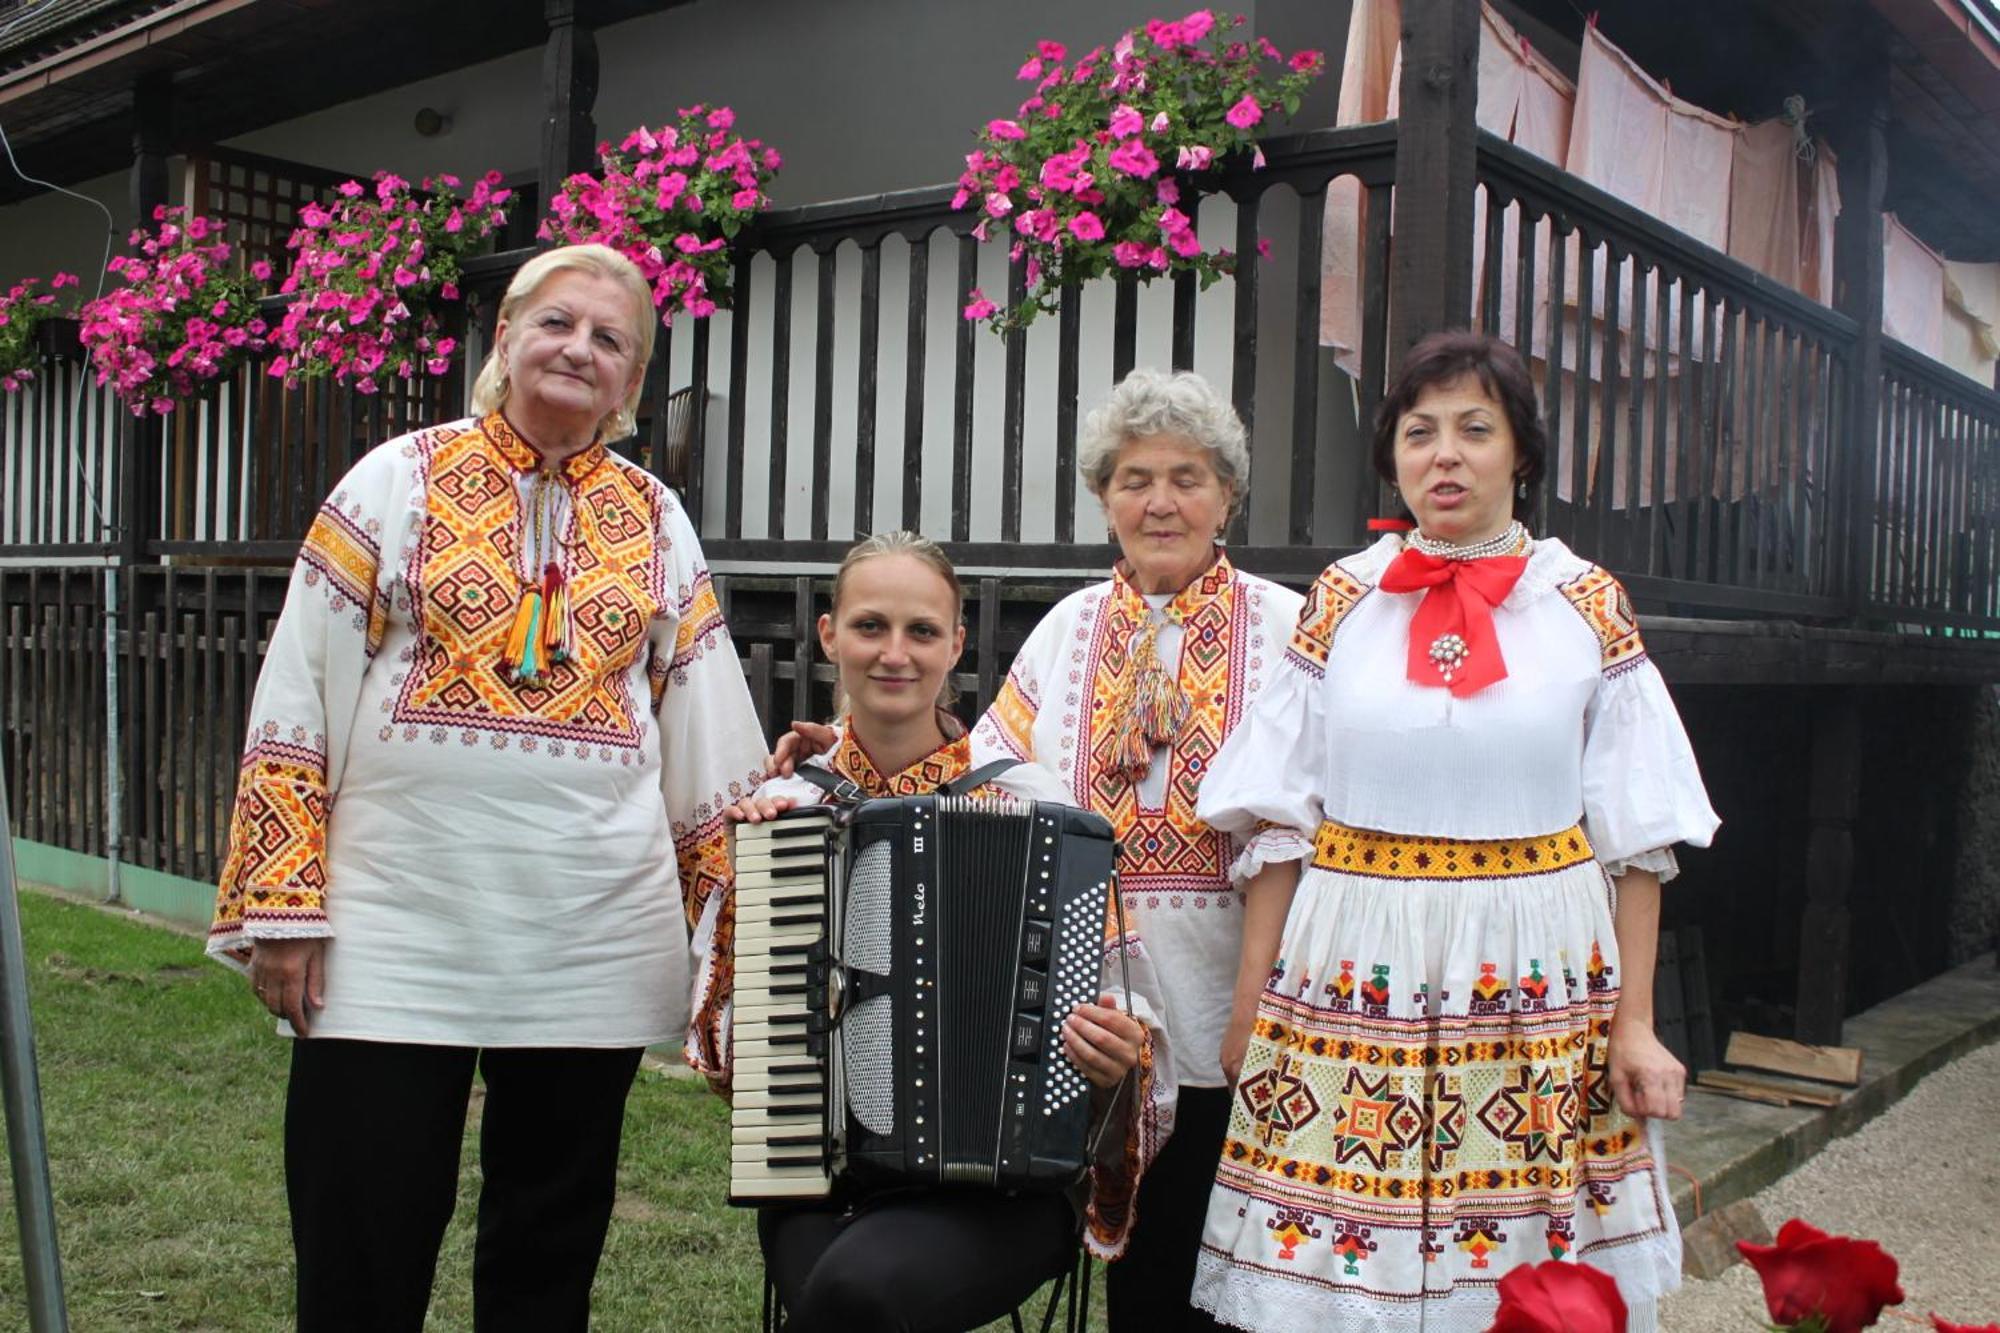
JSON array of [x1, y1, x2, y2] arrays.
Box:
[[731, 811, 838, 1202]]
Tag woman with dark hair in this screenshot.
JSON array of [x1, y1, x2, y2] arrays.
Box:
[[1188, 331, 1717, 1331]]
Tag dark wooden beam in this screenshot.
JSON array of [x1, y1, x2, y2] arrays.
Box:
[[539, 0, 600, 222], [1387, 0, 1480, 363], [121, 70, 174, 565], [1795, 690, 1861, 1045], [1830, 34, 1891, 613], [127, 70, 170, 231]]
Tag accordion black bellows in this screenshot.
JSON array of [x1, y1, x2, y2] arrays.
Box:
[[730, 794, 1117, 1204]]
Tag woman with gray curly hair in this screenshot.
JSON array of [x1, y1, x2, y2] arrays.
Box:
[[207, 242, 768, 1330], [966, 367, 1305, 1329]]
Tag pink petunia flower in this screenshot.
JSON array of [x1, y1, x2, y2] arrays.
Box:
[[1109, 104, 1144, 139], [1181, 9, 1215, 42], [1018, 56, 1043, 81], [1225, 94, 1263, 129], [963, 289, 997, 321], [1108, 140, 1160, 179], [987, 119, 1027, 141], [1069, 212, 1106, 241], [1176, 144, 1214, 171]]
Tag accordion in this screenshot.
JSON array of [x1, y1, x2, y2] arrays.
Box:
[[729, 794, 1118, 1205]]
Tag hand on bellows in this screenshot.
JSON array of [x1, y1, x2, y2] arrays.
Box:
[[249, 937, 326, 1036], [769, 721, 838, 778], [1063, 994, 1143, 1089], [1607, 1020, 1686, 1120]]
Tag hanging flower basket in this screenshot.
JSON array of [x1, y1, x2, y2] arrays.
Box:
[[79, 207, 269, 416], [270, 169, 512, 393], [0, 272, 80, 391], [539, 104, 782, 325], [954, 10, 1323, 333]]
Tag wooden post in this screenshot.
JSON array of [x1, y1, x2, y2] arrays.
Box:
[[1795, 690, 1861, 1045], [539, 0, 599, 222], [128, 72, 171, 231], [121, 72, 174, 565], [1387, 0, 1480, 365], [1830, 41, 1889, 615]]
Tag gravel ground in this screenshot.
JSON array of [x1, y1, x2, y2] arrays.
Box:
[[1660, 1038, 2000, 1331]]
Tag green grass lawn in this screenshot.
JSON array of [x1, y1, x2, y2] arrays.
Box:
[[0, 890, 1106, 1331]]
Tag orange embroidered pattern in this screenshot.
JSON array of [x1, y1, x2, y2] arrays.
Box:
[[392, 414, 663, 748], [982, 673, 1039, 762], [300, 502, 385, 656], [1085, 556, 1246, 889], [1310, 821, 1596, 881], [1285, 561, 1371, 676], [1558, 565, 1646, 677], [209, 732, 332, 953], [827, 729, 977, 796]]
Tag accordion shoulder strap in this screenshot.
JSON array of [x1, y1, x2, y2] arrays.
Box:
[[936, 758, 1019, 797], [791, 764, 865, 805]]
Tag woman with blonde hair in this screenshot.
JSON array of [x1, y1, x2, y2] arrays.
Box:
[[208, 243, 768, 1331], [701, 532, 1168, 1332]]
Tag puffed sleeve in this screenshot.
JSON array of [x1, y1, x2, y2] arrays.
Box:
[[1561, 567, 1719, 878], [651, 494, 770, 1082], [1196, 562, 1364, 881], [207, 440, 411, 969], [1580, 657, 1718, 880]]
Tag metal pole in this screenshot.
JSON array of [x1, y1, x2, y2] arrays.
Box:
[[103, 567, 121, 906], [0, 762, 71, 1331]]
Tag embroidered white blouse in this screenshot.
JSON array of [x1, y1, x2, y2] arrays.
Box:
[[206, 414, 770, 1050], [1196, 534, 1718, 873]]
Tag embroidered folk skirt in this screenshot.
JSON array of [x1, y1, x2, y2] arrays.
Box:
[[1190, 822, 1681, 1332]]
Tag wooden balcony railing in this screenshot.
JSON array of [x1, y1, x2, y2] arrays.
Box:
[[4, 123, 1998, 634]]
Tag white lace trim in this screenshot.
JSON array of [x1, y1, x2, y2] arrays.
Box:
[[1192, 1251, 1671, 1332], [1230, 825, 1313, 884], [1601, 846, 1680, 883]]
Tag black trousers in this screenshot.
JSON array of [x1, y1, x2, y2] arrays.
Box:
[[1105, 1083, 1231, 1331], [285, 1037, 643, 1333], [759, 1188, 1077, 1332]]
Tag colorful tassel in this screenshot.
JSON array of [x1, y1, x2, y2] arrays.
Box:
[[504, 586, 546, 684], [1109, 617, 1188, 779], [540, 561, 572, 665]]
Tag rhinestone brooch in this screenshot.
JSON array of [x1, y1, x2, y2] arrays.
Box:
[[1428, 633, 1469, 682]]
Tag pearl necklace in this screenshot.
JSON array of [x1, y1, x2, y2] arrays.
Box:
[[1406, 521, 1529, 561]]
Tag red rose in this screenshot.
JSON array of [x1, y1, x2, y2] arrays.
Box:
[[1486, 1260, 1628, 1333], [1932, 1317, 2000, 1333], [1736, 1219, 1905, 1333]]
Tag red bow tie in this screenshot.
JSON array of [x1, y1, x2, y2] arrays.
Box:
[[1378, 548, 1529, 697]]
